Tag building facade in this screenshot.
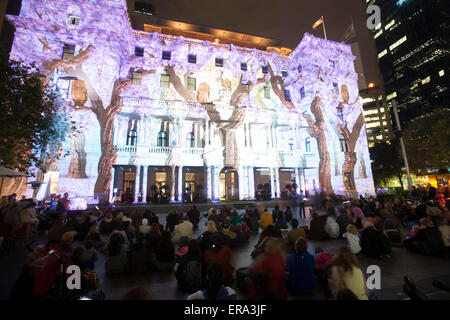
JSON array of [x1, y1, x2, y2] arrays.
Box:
[[7, 0, 375, 202]]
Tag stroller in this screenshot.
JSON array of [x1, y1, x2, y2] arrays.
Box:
[[31, 245, 105, 300]]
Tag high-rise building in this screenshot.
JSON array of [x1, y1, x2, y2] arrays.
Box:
[[368, 0, 449, 127]]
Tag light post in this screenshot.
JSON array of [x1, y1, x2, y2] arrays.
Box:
[[392, 99, 414, 191]]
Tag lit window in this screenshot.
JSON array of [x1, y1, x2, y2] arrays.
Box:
[[132, 72, 142, 85], [68, 15, 80, 26], [380, 108, 385, 112], [378, 49, 388, 58], [389, 36, 407, 51], [188, 54, 196, 64], [375, 23, 381, 30], [241, 62, 247, 71], [187, 77, 196, 91], [385, 20, 395, 30], [421, 76, 430, 85], [376, 135, 383, 140], [134, 46, 144, 57], [383, 121, 387, 125], [157, 131, 167, 147], [366, 122, 380, 129], [62, 44, 75, 59], [386, 92, 397, 100], [374, 29, 383, 39], [262, 65, 268, 74], [160, 74, 170, 88], [411, 83, 418, 90], [264, 85, 270, 99], [242, 83, 249, 94], [162, 51, 171, 60], [215, 58, 223, 67], [284, 89, 291, 102], [439, 70, 445, 77]]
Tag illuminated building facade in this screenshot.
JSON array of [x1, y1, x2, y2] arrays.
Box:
[[7, 0, 375, 202]]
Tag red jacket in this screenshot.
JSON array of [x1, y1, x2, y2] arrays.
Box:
[[250, 252, 287, 299], [204, 246, 234, 285]]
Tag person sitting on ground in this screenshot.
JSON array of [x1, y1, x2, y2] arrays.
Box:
[[360, 218, 392, 259], [325, 213, 340, 239], [259, 208, 273, 229], [46, 217, 66, 244], [99, 213, 115, 234], [435, 216, 450, 255], [284, 206, 293, 223], [120, 220, 136, 244], [139, 218, 151, 235], [287, 219, 306, 253], [165, 210, 179, 232], [230, 210, 242, 228], [222, 223, 237, 247], [336, 207, 351, 237], [81, 240, 98, 270], [104, 231, 129, 275], [343, 224, 361, 254], [348, 204, 365, 229], [85, 225, 102, 249], [329, 246, 369, 300], [198, 220, 218, 252], [175, 239, 204, 292], [187, 205, 200, 230], [272, 205, 282, 223], [147, 223, 162, 250], [247, 210, 260, 232], [127, 233, 153, 274], [204, 234, 234, 286], [235, 223, 249, 245], [248, 238, 287, 300], [308, 212, 329, 241], [286, 238, 315, 295], [113, 211, 124, 229], [186, 262, 237, 300], [383, 217, 403, 248], [403, 217, 445, 257], [276, 212, 289, 230], [171, 216, 193, 244], [154, 231, 176, 271], [76, 215, 94, 242], [314, 247, 334, 283]]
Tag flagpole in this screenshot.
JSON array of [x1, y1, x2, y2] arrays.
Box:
[[322, 16, 328, 40]]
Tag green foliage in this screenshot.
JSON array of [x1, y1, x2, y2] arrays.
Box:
[[0, 55, 73, 174], [403, 108, 450, 173]]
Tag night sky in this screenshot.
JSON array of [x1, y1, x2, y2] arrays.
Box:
[[133, 0, 380, 84]]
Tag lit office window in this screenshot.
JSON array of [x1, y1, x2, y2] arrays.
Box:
[[386, 92, 397, 100], [378, 49, 388, 58], [421, 76, 430, 85], [389, 36, 407, 51], [215, 58, 223, 67], [62, 44, 75, 59], [374, 29, 383, 39], [385, 20, 395, 30], [439, 70, 445, 77], [188, 53, 197, 64]]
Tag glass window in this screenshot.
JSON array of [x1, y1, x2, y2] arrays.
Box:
[[262, 65, 268, 74], [241, 62, 247, 71], [242, 83, 249, 94], [162, 51, 171, 60], [299, 86, 306, 99], [188, 53, 196, 64], [186, 132, 195, 148], [68, 16, 80, 26], [132, 72, 142, 85], [281, 70, 288, 77], [284, 89, 291, 102], [264, 85, 270, 99], [187, 77, 196, 91], [160, 74, 170, 88], [215, 58, 223, 67], [297, 65, 302, 73], [127, 129, 137, 146], [62, 44, 75, 59], [134, 47, 144, 57], [157, 131, 167, 147], [305, 137, 311, 153], [340, 135, 349, 152]]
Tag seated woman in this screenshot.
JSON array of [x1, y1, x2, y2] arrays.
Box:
[[343, 224, 361, 254], [147, 223, 162, 251], [230, 211, 242, 228], [204, 235, 234, 286], [325, 214, 340, 239], [286, 238, 315, 295], [404, 218, 445, 257], [153, 231, 176, 271], [85, 225, 102, 249], [175, 239, 204, 292], [329, 247, 369, 300], [186, 262, 237, 300], [287, 219, 306, 253], [105, 232, 129, 275], [248, 238, 287, 299], [99, 213, 115, 234], [139, 218, 151, 235], [308, 212, 329, 241], [360, 219, 392, 259], [199, 221, 218, 253], [235, 224, 249, 245], [276, 212, 289, 230], [252, 224, 283, 259], [336, 208, 351, 236], [127, 233, 153, 274]]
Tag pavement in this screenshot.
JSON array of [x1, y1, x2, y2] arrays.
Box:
[[1, 205, 450, 300]]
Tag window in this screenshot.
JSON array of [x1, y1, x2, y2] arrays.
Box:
[[386, 92, 397, 100], [329, 60, 336, 68], [284, 89, 291, 102], [134, 46, 144, 57], [68, 15, 80, 26], [262, 65, 268, 74], [160, 74, 170, 88], [337, 106, 344, 121], [333, 82, 339, 96], [162, 51, 171, 60], [297, 65, 302, 73], [62, 44, 75, 59], [186, 132, 195, 148], [421, 76, 430, 85], [389, 36, 407, 52], [288, 138, 294, 151], [385, 20, 395, 30], [339, 135, 349, 152], [157, 131, 167, 147], [299, 86, 305, 99], [126, 129, 137, 146], [378, 49, 388, 59], [215, 58, 223, 67], [281, 70, 288, 77], [374, 29, 383, 39], [132, 72, 142, 85], [187, 77, 196, 91], [242, 83, 249, 94], [188, 53, 196, 64], [240, 62, 247, 71], [439, 70, 445, 77], [264, 85, 270, 99], [305, 137, 311, 153]]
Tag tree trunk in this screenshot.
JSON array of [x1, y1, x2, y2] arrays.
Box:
[[358, 150, 367, 179], [67, 131, 87, 178], [343, 151, 357, 197]]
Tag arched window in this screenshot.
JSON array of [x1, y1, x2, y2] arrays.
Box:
[[157, 131, 167, 147], [126, 129, 137, 146], [186, 132, 195, 148]]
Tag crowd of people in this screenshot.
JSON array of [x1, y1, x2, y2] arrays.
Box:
[[0, 184, 449, 300]]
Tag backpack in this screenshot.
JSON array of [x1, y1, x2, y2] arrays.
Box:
[[183, 260, 203, 289]]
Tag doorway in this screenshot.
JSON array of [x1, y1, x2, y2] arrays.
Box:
[[219, 167, 239, 201]]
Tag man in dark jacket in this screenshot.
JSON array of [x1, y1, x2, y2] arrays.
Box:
[[360, 221, 392, 258], [404, 226, 444, 257], [187, 205, 201, 229], [165, 210, 179, 232]]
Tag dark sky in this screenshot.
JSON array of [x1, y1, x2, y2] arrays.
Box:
[[132, 0, 381, 84]]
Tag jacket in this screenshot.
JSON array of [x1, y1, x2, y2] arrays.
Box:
[[260, 211, 273, 228]]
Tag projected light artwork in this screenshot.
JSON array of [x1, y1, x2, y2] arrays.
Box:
[[7, 0, 375, 202]]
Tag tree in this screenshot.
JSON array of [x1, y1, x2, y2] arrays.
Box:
[[403, 108, 450, 174], [0, 54, 73, 174], [369, 140, 403, 187]]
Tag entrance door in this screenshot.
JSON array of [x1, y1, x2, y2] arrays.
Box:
[[185, 172, 196, 202], [219, 168, 239, 200], [123, 171, 136, 203]]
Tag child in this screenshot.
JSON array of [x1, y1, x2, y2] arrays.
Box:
[[343, 224, 361, 254]]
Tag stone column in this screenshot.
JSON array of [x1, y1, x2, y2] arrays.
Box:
[[177, 165, 183, 202], [213, 166, 220, 201], [113, 117, 119, 146], [270, 167, 275, 199], [109, 166, 115, 202], [275, 168, 280, 198], [134, 165, 141, 203], [295, 167, 301, 194], [249, 166, 255, 199], [142, 165, 148, 202], [171, 165, 176, 202], [207, 166, 212, 200]]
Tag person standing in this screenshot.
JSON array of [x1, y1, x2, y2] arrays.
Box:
[[299, 191, 306, 219]]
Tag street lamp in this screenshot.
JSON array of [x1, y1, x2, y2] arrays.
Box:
[[392, 99, 415, 191]]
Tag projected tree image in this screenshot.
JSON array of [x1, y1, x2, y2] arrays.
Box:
[[6, 0, 375, 201]]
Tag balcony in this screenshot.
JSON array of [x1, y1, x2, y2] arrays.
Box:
[[148, 146, 172, 154]]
